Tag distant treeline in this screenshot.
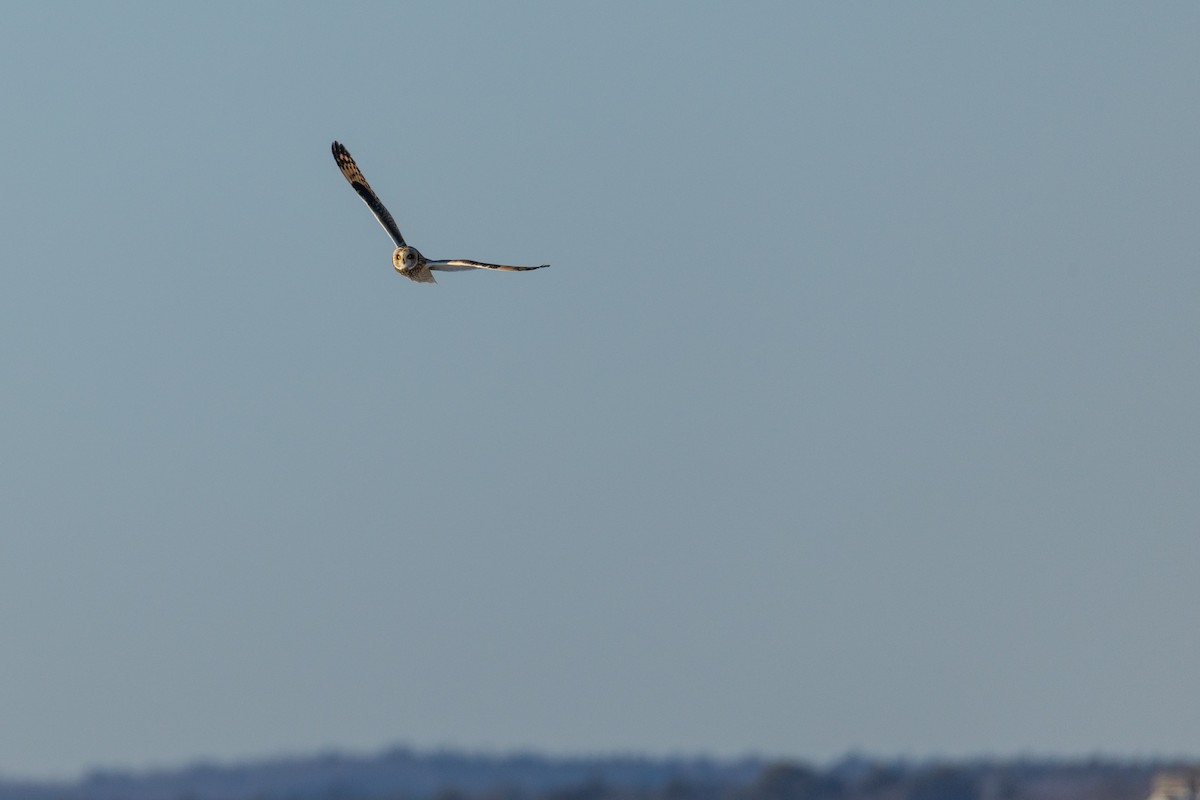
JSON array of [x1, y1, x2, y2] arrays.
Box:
[[520, 760, 1164, 800], [0, 748, 1186, 800]]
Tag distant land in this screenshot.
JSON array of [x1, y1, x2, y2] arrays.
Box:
[[0, 747, 1190, 800]]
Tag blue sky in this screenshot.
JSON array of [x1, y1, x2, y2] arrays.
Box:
[[2, 1, 1199, 780]]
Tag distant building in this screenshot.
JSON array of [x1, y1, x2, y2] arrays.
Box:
[[1148, 773, 1200, 800]]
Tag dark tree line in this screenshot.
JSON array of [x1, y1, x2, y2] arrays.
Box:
[[0, 755, 1177, 800]]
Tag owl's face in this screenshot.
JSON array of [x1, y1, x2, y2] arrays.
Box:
[[393, 246, 420, 274]]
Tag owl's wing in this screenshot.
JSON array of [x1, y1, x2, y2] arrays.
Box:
[[427, 259, 549, 273], [331, 141, 406, 248]]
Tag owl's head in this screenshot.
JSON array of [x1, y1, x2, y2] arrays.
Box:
[[393, 246, 420, 274]]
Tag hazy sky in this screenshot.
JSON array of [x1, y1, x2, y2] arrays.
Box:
[[3, 1, 1199, 781]]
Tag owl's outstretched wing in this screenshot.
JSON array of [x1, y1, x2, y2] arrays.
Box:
[[331, 141, 406, 248], [427, 259, 549, 273]]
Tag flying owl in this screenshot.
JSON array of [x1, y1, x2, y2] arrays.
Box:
[[332, 141, 549, 284]]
